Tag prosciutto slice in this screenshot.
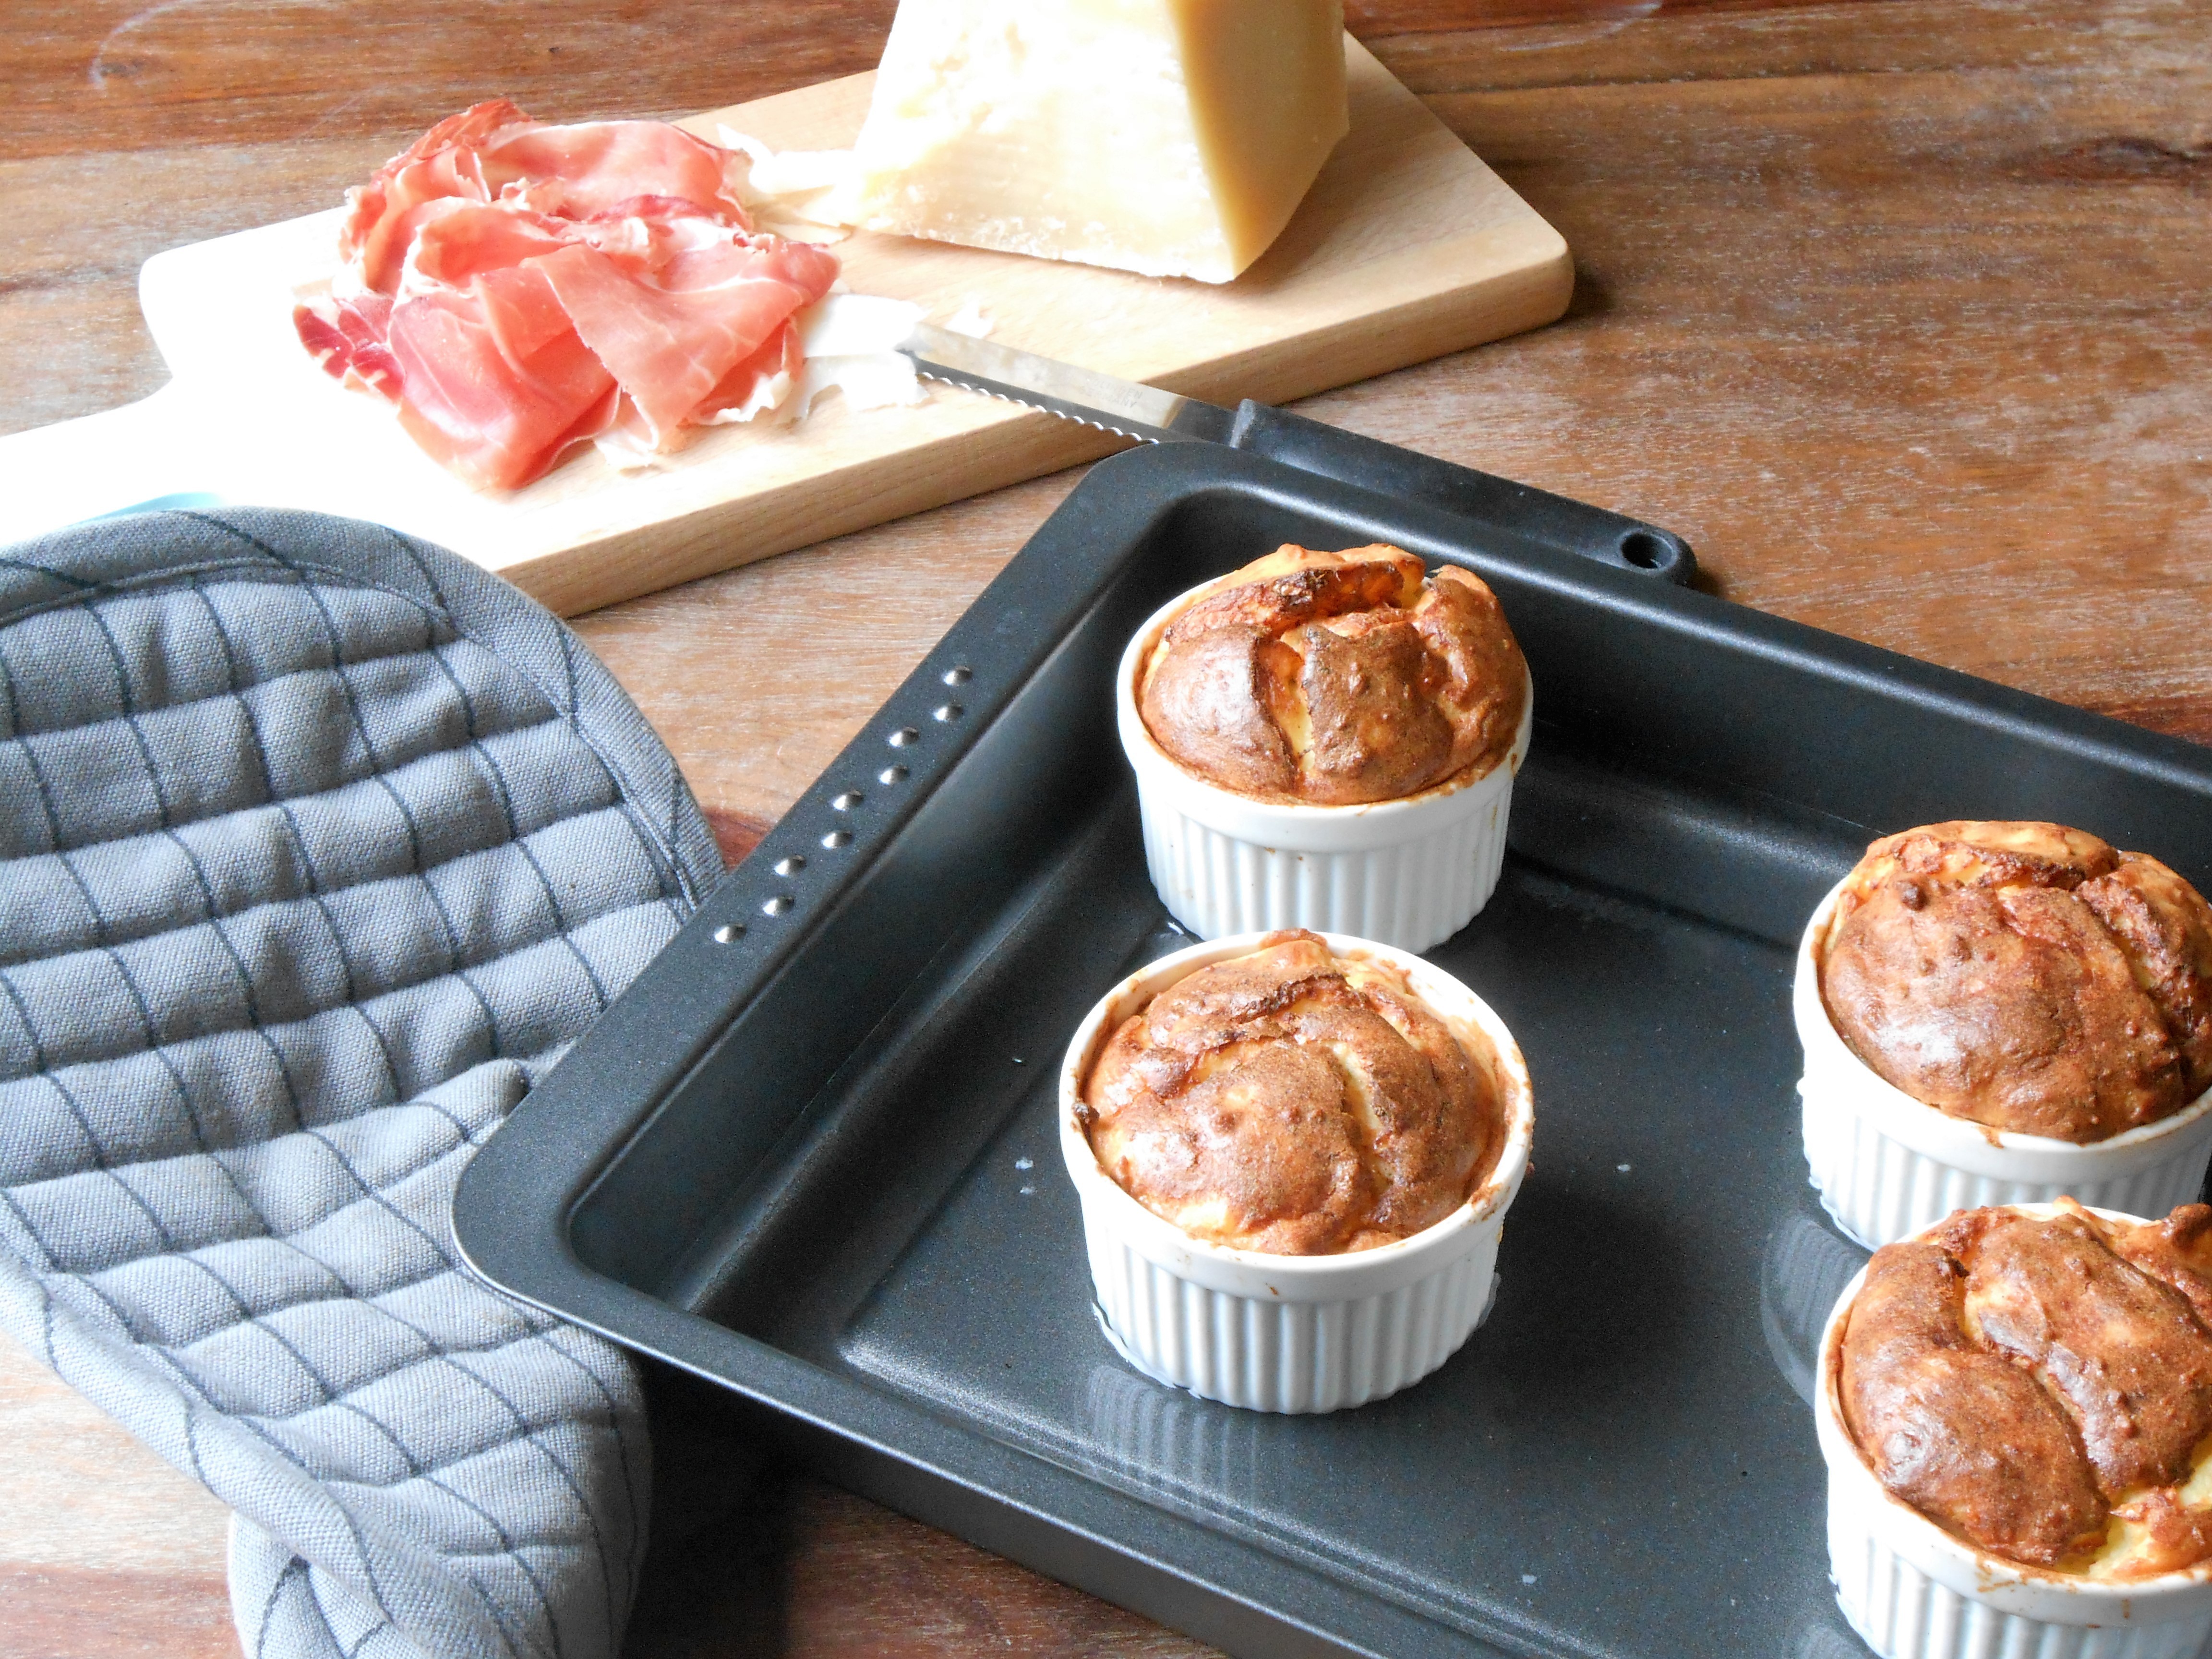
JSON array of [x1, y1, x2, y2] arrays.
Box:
[[387, 273, 619, 492], [535, 235, 835, 443], [297, 100, 840, 491]]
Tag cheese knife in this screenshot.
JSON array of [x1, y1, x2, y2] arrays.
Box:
[[898, 322, 1697, 587]]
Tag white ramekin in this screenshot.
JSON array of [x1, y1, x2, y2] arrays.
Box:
[[1815, 1204, 2212, 1659], [1058, 931, 1534, 1414], [1795, 877, 2212, 1250], [1115, 586, 1533, 953]]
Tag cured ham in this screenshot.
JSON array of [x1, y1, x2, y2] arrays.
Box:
[[295, 101, 840, 491], [534, 234, 832, 443]]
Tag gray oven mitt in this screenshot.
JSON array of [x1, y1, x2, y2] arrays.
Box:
[[0, 509, 722, 1659]]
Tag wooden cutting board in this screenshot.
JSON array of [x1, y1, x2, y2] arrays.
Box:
[[0, 39, 1568, 616]]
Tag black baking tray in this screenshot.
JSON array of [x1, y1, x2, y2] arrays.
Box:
[[454, 442, 2212, 1659]]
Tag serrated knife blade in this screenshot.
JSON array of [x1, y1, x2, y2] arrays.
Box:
[[899, 322, 1236, 447]]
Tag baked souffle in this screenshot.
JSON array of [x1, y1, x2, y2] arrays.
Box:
[[1136, 543, 1528, 806], [1820, 820, 2212, 1142], [1839, 1200, 2212, 1579], [1078, 931, 1503, 1254]]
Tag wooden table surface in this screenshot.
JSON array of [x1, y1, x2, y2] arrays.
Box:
[[5, 0, 2210, 1653]]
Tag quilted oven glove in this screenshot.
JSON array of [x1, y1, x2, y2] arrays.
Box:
[[0, 509, 723, 1659]]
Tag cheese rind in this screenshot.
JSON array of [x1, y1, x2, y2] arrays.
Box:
[[850, 0, 1348, 284]]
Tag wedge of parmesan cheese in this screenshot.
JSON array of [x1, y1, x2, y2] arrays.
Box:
[[849, 0, 1348, 284]]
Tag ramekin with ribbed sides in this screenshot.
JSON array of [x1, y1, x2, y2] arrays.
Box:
[[1058, 931, 1534, 1414], [1814, 1203, 2212, 1659], [1796, 879, 2212, 1250], [1115, 548, 1533, 953]]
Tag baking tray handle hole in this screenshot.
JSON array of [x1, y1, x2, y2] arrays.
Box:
[[1619, 529, 1691, 578]]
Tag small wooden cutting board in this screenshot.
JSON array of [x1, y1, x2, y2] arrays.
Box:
[[0, 39, 1569, 616]]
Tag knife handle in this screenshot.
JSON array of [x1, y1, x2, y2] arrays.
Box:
[[1226, 401, 1697, 587]]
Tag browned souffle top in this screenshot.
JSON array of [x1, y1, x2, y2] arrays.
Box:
[[1841, 1202, 2212, 1576], [1820, 821, 2212, 1142], [1137, 543, 1528, 806], [1080, 932, 1503, 1255]]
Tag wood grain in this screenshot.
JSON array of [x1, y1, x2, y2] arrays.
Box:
[[1363, 0, 2212, 738], [3, 1, 901, 158], [779, 1480, 1213, 1659], [5, 2, 2212, 1657], [0, 1328, 234, 1659]]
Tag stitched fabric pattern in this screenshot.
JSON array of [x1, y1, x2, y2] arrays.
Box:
[[0, 509, 724, 1659]]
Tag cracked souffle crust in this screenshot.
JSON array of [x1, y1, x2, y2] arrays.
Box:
[[1840, 1202, 2212, 1578], [1136, 543, 1528, 806], [1078, 931, 1503, 1255], [1819, 820, 2212, 1142]]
